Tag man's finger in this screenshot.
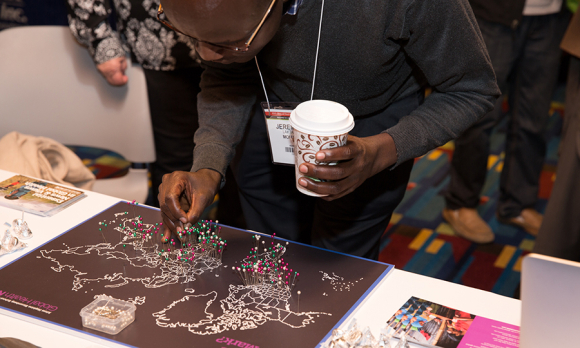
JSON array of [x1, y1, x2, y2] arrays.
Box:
[[316, 138, 360, 162], [162, 227, 171, 243], [299, 175, 358, 200], [164, 188, 189, 224], [185, 190, 214, 224], [160, 212, 177, 243], [300, 162, 350, 181]]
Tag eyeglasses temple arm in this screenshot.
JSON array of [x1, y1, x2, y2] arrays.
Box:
[[245, 0, 277, 46]]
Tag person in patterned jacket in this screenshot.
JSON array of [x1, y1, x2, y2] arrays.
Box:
[[65, 0, 202, 207]]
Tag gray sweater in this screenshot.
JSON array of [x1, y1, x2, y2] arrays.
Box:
[[192, 0, 500, 177]]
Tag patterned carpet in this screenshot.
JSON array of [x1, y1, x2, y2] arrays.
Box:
[[377, 93, 565, 298]]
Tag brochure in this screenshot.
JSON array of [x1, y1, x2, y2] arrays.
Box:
[[387, 296, 519, 348], [0, 175, 86, 217]]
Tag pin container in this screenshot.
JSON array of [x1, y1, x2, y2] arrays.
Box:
[[80, 295, 136, 335]]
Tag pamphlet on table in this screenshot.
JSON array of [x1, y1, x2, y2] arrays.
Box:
[[388, 296, 519, 348], [0, 174, 85, 217]]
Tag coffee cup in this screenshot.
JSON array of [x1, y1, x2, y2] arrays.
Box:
[[289, 100, 355, 197]]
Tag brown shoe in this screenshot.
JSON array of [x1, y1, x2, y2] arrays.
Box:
[[442, 208, 495, 243], [497, 208, 543, 236]]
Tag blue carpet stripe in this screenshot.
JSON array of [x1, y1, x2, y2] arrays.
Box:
[[405, 188, 440, 219], [452, 255, 474, 284], [409, 154, 447, 184], [491, 249, 523, 294], [396, 186, 421, 212], [403, 233, 438, 272], [422, 243, 453, 278], [414, 196, 446, 222]]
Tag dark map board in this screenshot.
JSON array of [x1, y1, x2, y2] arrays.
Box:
[[0, 202, 393, 348]]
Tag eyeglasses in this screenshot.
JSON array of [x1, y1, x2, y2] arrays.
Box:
[[157, 0, 277, 52]]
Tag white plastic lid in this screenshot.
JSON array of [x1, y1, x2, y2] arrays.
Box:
[[290, 100, 354, 136]]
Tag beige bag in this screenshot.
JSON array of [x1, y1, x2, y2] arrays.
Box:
[[0, 131, 96, 190]]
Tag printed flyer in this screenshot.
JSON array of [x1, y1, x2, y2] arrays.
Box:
[[387, 297, 519, 348], [0, 174, 85, 217]]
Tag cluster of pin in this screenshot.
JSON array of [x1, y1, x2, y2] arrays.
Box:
[[101, 201, 227, 269], [326, 319, 407, 348], [167, 220, 226, 263], [98, 203, 163, 253], [93, 305, 123, 319], [233, 233, 299, 292], [116, 202, 162, 250]]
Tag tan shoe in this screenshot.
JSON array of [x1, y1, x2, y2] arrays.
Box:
[[442, 208, 495, 243], [497, 208, 543, 236]]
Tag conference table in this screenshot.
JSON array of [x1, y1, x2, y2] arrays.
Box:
[[0, 169, 521, 347]]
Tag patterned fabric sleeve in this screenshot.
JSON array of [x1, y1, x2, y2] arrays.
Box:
[[65, 0, 126, 65]]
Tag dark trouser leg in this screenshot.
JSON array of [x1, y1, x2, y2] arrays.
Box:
[[311, 159, 413, 259], [445, 18, 514, 210], [533, 56, 580, 261], [497, 13, 568, 218], [231, 92, 421, 259], [143, 67, 202, 207], [230, 102, 315, 245], [445, 103, 500, 209]]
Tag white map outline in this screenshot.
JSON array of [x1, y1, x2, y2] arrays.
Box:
[[39, 213, 222, 291], [35, 208, 371, 336]]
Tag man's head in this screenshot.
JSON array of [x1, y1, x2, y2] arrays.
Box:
[[160, 0, 287, 63]]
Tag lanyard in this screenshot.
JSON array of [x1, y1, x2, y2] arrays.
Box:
[[256, 0, 326, 114]]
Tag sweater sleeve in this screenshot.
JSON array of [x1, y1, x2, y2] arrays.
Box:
[[383, 0, 500, 166], [191, 60, 260, 178], [65, 0, 125, 65]]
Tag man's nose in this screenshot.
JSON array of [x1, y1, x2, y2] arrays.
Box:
[[195, 42, 225, 61]]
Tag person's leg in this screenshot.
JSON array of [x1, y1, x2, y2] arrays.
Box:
[[215, 167, 246, 229], [143, 66, 202, 207], [497, 13, 569, 234], [445, 103, 501, 210], [443, 18, 515, 243], [445, 18, 515, 210], [230, 100, 314, 245], [311, 92, 422, 259], [312, 159, 413, 259], [533, 56, 580, 261]]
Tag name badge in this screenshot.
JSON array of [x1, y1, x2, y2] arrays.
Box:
[[262, 102, 300, 165]]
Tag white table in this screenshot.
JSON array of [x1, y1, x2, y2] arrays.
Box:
[[0, 170, 521, 347]]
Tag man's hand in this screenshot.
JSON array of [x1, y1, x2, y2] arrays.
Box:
[[96, 56, 128, 86], [158, 169, 222, 242], [297, 133, 398, 200]]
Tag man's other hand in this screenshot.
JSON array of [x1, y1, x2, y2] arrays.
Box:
[[297, 133, 398, 200]]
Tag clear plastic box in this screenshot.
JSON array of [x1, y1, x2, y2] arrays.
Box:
[[80, 295, 136, 335]]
